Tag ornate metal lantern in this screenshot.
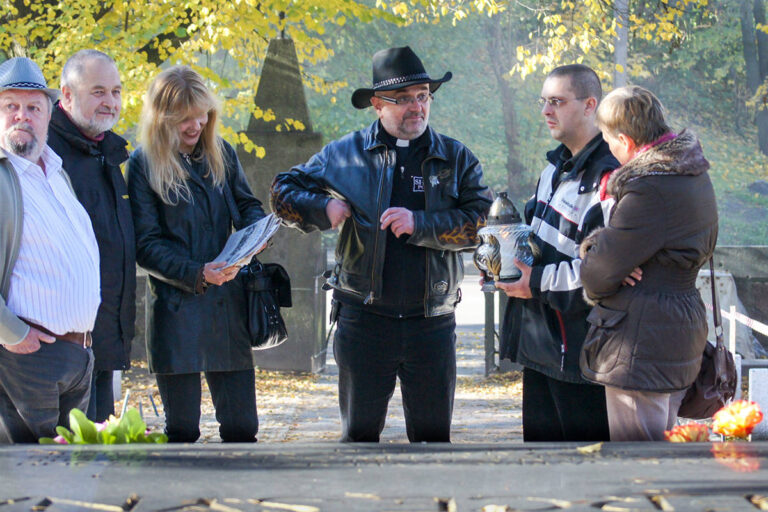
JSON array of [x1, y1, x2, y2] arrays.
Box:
[[473, 192, 540, 292]]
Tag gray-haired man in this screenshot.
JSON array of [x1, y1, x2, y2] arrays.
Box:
[[0, 57, 99, 443], [47, 50, 135, 423]]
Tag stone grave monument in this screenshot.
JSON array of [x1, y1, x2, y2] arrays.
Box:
[[237, 37, 327, 372]]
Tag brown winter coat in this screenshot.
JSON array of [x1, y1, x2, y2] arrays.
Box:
[[578, 131, 718, 392]]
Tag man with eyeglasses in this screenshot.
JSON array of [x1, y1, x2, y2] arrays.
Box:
[[272, 46, 491, 443], [495, 64, 617, 442]]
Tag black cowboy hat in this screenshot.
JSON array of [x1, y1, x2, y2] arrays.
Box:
[[351, 46, 452, 109]]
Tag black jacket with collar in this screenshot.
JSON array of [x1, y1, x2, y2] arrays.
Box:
[[500, 135, 619, 383], [47, 104, 136, 371], [126, 142, 266, 373], [271, 121, 492, 317]]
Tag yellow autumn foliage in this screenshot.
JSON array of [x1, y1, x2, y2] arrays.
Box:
[[0, 0, 401, 153]]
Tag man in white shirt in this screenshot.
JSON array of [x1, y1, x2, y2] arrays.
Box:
[[0, 57, 101, 443]]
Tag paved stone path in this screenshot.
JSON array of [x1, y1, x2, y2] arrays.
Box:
[[122, 275, 525, 444]]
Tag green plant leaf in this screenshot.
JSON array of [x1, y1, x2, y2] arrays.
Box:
[[147, 433, 169, 443], [121, 409, 148, 441], [55, 425, 74, 443], [39, 408, 166, 445], [68, 408, 98, 444]]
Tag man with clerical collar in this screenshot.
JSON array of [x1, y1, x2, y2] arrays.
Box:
[[0, 56, 99, 443], [47, 50, 135, 423], [272, 46, 491, 442], [496, 64, 618, 442]]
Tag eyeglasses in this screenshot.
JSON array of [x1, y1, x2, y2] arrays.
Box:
[[375, 92, 434, 106], [538, 97, 587, 108]]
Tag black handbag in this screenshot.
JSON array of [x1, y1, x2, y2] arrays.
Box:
[[220, 174, 291, 350], [243, 258, 291, 350], [677, 258, 738, 419]]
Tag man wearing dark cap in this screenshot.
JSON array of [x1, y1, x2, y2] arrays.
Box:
[[0, 57, 99, 443], [272, 46, 491, 443]]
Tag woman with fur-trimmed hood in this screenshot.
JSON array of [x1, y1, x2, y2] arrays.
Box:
[[578, 86, 718, 441]]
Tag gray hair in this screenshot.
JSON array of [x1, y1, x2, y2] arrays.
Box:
[[60, 50, 116, 90]]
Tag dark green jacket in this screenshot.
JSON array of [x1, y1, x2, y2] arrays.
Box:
[[0, 150, 27, 346]]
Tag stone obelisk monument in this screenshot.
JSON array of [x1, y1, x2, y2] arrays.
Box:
[[237, 37, 327, 372]]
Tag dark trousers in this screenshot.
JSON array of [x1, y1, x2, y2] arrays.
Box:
[[334, 306, 456, 443], [86, 370, 115, 423], [0, 341, 93, 443], [522, 367, 609, 442], [155, 369, 258, 443]]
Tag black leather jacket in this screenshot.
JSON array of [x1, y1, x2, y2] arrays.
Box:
[[271, 121, 491, 317]]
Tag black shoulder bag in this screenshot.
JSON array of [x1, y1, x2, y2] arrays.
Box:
[[677, 258, 738, 419], [221, 180, 291, 350], [242, 258, 291, 349]]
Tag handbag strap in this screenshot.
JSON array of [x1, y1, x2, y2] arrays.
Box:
[[221, 176, 243, 229], [709, 257, 725, 348]]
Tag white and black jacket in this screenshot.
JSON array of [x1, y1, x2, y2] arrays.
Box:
[[500, 134, 618, 383]]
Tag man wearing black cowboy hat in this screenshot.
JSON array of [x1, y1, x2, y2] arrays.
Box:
[[272, 46, 491, 443]]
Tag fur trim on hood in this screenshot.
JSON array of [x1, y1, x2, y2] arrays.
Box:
[[607, 130, 709, 198]]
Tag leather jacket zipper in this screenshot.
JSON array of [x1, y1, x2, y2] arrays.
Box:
[[367, 149, 392, 304], [420, 155, 444, 311]]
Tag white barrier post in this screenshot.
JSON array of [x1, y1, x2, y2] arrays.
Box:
[[729, 305, 742, 400], [749, 369, 768, 440], [728, 305, 737, 355]]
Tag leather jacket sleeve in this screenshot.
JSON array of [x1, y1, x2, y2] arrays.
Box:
[[407, 147, 491, 251], [271, 146, 333, 233], [126, 152, 202, 294]]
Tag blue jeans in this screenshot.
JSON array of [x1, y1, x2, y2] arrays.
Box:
[[0, 341, 93, 443], [334, 305, 456, 443]]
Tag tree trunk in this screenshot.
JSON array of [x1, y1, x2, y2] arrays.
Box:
[[754, 0, 768, 78], [613, 0, 630, 87], [485, 17, 528, 197], [744, 0, 768, 155], [742, 0, 761, 92]]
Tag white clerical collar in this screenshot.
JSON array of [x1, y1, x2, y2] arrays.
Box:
[[396, 138, 410, 147]]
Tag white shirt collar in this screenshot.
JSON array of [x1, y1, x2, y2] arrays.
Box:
[[4, 145, 63, 178]]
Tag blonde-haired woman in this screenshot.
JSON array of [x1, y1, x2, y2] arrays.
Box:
[[127, 66, 266, 443]]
